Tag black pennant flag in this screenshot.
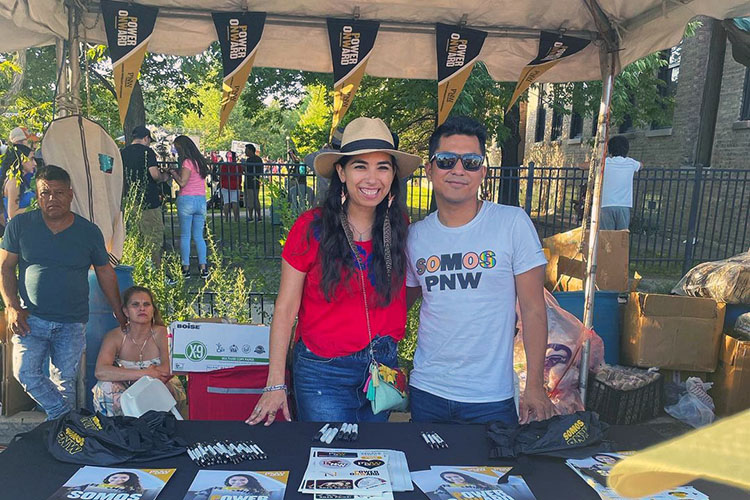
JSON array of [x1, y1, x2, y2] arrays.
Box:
[[101, 0, 158, 126], [508, 31, 590, 110], [436, 23, 487, 125], [327, 18, 380, 138], [212, 12, 266, 132]]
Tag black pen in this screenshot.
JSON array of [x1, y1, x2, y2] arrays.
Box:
[[431, 432, 448, 448]]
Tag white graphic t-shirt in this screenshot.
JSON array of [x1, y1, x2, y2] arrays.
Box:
[[406, 202, 547, 403]]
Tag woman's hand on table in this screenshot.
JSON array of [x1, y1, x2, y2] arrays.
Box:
[[245, 390, 290, 426]]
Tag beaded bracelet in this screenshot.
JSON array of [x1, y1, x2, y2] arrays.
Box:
[[262, 384, 288, 393]]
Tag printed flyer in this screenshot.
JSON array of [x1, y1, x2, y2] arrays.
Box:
[[566, 453, 709, 500], [299, 448, 392, 495], [411, 466, 536, 500], [182, 470, 289, 500], [47, 466, 175, 500]]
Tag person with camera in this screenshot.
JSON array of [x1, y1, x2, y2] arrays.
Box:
[[121, 126, 169, 267]]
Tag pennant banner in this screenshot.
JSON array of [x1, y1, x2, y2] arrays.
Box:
[[507, 31, 591, 110], [436, 23, 487, 126], [212, 11, 267, 132], [101, 0, 158, 126], [327, 18, 380, 139]]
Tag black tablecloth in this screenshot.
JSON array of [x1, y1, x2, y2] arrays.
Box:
[[0, 420, 747, 499]]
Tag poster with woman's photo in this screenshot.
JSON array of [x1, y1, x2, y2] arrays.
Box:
[[566, 453, 709, 500], [183, 470, 289, 500], [182, 470, 289, 500], [47, 466, 175, 500], [411, 466, 536, 500]]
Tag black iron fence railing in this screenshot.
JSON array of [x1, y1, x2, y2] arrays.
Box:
[[156, 161, 749, 271]]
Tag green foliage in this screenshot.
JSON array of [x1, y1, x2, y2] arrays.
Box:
[[262, 177, 297, 247], [398, 299, 421, 371], [290, 85, 331, 156]]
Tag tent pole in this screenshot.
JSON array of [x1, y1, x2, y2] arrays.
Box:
[[579, 45, 616, 405]]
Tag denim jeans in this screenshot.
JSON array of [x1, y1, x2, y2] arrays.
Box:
[[293, 336, 398, 422], [410, 386, 518, 425], [11, 315, 86, 420], [177, 195, 207, 266]]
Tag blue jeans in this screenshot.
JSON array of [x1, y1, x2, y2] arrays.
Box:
[[11, 315, 86, 420], [293, 336, 398, 422], [410, 386, 518, 425], [177, 195, 207, 266]]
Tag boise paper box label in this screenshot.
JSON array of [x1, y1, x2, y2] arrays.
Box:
[[170, 322, 269, 372]]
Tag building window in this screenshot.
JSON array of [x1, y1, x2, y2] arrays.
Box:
[[534, 90, 546, 142], [569, 111, 583, 139], [652, 44, 681, 129], [740, 67, 750, 121], [550, 108, 563, 140]]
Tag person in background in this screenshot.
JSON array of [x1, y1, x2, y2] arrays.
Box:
[[219, 150, 241, 222], [0, 165, 126, 419], [600, 135, 642, 231], [0, 127, 40, 231], [246, 117, 421, 425], [3, 143, 36, 220], [406, 116, 553, 425], [170, 135, 209, 279], [93, 286, 186, 416], [120, 126, 169, 266], [243, 144, 264, 221]]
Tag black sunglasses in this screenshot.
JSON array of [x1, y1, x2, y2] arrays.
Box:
[[430, 152, 485, 171]]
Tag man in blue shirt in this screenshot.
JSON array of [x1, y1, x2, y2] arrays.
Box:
[[0, 165, 127, 419]]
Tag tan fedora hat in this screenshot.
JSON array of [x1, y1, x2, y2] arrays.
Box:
[[314, 117, 422, 179]]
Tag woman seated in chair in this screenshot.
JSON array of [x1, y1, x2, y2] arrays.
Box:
[[92, 286, 186, 416]]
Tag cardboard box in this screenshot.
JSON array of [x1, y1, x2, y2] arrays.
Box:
[[542, 226, 629, 292], [170, 321, 270, 372], [621, 292, 726, 372], [1, 341, 35, 416], [710, 335, 750, 416]]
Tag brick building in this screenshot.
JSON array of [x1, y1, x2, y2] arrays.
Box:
[[523, 18, 750, 169]]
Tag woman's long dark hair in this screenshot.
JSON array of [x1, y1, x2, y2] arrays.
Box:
[[224, 474, 266, 492], [173, 135, 208, 178], [103, 471, 143, 492], [311, 156, 407, 305]]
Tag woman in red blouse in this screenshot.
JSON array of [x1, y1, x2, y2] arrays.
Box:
[[246, 117, 421, 424]]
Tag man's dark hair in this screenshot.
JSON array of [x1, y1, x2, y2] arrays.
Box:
[[245, 143, 256, 154], [428, 116, 487, 158], [607, 135, 629, 157], [35, 164, 71, 185]]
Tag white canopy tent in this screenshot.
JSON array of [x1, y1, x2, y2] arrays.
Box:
[[2, 0, 749, 405], [1, 0, 749, 82]]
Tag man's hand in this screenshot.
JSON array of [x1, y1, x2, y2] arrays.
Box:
[[519, 385, 556, 424], [6, 305, 30, 336], [114, 309, 128, 331]]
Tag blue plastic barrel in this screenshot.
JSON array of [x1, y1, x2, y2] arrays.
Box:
[[553, 291, 621, 365], [85, 265, 134, 409]]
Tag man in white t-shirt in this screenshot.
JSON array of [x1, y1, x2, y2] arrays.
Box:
[[406, 116, 553, 425], [601, 135, 642, 230]]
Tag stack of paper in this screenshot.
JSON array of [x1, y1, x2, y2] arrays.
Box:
[[181, 470, 290, 500], [566, 453, 709, 500], [299, 448, 412, 500], [411, 466, 537, 500]]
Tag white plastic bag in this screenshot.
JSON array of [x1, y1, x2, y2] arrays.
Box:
[[664, 377, 715, 428]]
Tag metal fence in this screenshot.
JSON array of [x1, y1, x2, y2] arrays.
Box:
[[159, 161, 749, 271]]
